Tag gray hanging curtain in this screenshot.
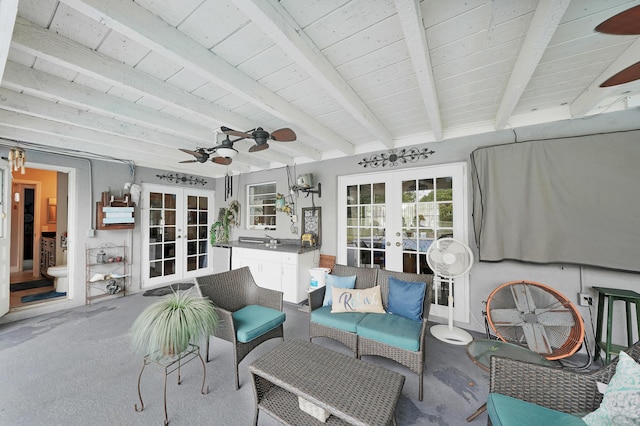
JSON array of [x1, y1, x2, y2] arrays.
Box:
[[471, 130, 640, 273]]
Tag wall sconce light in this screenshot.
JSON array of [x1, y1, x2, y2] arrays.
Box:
[[8, 148, 26, 174]]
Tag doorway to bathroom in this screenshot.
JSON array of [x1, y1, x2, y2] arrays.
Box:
[[9, 167, 69, 309]]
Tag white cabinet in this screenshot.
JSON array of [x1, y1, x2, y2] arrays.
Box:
[[232, 247, 318, 303]]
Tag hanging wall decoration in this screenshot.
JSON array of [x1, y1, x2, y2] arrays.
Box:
[[156, 173, 207, 185], [358, 147, 435, 168]]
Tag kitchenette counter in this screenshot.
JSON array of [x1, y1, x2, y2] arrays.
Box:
[[214, 238, 319, 254]]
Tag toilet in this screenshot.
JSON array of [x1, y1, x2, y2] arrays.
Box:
[[47, 265, 68, 293]]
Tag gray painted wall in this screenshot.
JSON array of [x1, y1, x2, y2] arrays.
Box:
[[213, 108, 640, 351], [3, 108, 640, 355]]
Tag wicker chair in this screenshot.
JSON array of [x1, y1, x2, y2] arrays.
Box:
[[196, 267, 285, 389], [488, 340, 640, 422]]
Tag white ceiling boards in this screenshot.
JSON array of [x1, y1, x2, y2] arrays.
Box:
[[1, 0, 639, 177]]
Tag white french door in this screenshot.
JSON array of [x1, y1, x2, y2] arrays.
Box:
[[337, 163, 470, 323], [0, 165, 9, 317], [141, 184, 214, 288]]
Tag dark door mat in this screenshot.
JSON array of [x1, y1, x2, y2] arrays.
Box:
[[143, 283, 195, 296], [21, 291, 67, 303], [11, 279, 54, 292]]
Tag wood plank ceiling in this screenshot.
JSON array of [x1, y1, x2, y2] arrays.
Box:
[[0, 0, 639, 177]]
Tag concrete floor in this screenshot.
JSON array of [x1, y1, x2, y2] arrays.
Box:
[[0, 291, 490, 425]]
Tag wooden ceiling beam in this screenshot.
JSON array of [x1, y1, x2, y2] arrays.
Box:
[[571, 39, 640, 117], [494, 0, 570, 130], [393, 0, 443, 141], [0, 0, 18, 83]]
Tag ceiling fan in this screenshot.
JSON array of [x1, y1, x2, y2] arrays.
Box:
[[179, 126, 296, 165], [179, 136, 236, 166], [595, 5, 640, 87], [221, 126, 296, 152]]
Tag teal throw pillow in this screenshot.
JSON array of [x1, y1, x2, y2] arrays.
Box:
[[387, 276, 426, 322], [582, 351, 640, 425], [322, 274, 356, 307]]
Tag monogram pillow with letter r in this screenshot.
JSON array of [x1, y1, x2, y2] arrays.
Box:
[[331, 286, 386, 314]]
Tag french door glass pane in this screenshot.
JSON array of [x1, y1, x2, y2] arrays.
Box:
[[186, 195, 208, 272], [346, 183, 385, 268]]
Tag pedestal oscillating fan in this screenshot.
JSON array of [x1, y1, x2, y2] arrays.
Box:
[[426, 238, 474, 345]]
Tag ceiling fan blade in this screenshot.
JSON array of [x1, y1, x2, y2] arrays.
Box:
[[595, 5, 640, 35], [249, 142, 269, 152], [221, 126, 253, 139], [212, 157, 233, 165], [179, 148, 205, 158], [179, 160, 198, 163], [270, 127, 296, 142], [600, 60, 640, 87]]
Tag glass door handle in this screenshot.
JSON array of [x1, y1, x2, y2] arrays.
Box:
[[396, 242, 401, 247]]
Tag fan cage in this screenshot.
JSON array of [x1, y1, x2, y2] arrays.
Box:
[[486, 280, 585, 360]]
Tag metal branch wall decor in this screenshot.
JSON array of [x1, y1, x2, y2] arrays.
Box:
[[156, 173, 207, 185], [358, 147, 435, 168]]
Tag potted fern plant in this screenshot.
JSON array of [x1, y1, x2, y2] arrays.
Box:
[[131, 288, 218, 358]]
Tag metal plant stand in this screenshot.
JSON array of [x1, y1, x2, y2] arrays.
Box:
[[134, 344, 208, 425]]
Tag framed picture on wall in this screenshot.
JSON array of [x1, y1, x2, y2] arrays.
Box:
[[302, 207, 321, 246]]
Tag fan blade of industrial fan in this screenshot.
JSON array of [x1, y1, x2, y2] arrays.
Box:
[[510, 283, 538, 313], [221, 126, 253, 138], [600, 60, 640, 87], [213, 157, 232, 165], [485, 308, 522, 326], [270, 127, 296, 141], [536, 309, 576, 327], [249, 142, 269, 152], [595, 5, 640, 35], [520, 323, 553, 355]]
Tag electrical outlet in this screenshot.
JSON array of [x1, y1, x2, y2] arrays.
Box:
[[578, 292, 592, 307]]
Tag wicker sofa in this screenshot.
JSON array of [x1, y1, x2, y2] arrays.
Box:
[[308, 264, 433, 400]]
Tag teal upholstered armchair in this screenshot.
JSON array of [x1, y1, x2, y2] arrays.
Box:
[[196, 267, 286, 389]]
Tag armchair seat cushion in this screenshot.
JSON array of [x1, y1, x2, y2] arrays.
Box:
[[487, 393, 587, 426], [310, 305, 366, 333], [233, 305, 286, 343], [356, 313, 422, 351]]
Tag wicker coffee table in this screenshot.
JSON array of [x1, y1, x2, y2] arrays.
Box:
[[248, 338, 405, 425]]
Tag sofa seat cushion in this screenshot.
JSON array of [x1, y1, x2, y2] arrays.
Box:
[[486, 393, 587, 426], [356, 313, 422, 351], [232, 305, 286, 343], [310, 306, 366, 333]]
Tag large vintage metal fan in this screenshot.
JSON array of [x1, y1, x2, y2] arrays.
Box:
[[486, 280, 584, 360], [426, 238, 474, 345]]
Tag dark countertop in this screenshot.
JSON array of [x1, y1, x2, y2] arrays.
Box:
[[214, 239, 319, 254]]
